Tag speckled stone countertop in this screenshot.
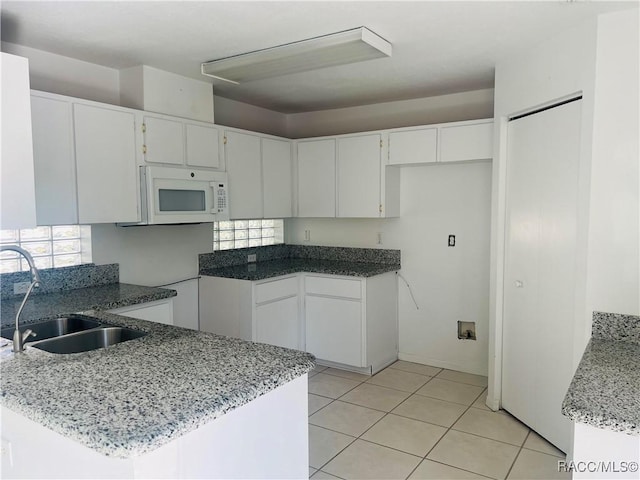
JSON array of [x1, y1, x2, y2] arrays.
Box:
[[0, 283, 176, 328], [1, 311, 315, 458], [562, 312, 640, 435], [200, 257, 400, 280], [199, 244, 401, 280]]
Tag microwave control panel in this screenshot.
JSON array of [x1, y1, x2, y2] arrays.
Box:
[[213, 181, 229, 218]]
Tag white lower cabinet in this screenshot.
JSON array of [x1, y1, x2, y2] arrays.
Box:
[[199, 275, 300, 348], [199, 271, 398, 373], [254, 296, 299, 350], [253, 275, 300, 349], [108, 298, 174, 325], [305, 295, 362, 367], [304, 272, 397, 373]]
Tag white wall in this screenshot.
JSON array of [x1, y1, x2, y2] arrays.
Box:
[[490, 18, 599, 409], [586, 10, 639, 318], [90, 223, 213, 286], [214, 96, 288, 137], [287, 159, 493, 376], [489, 6, 640, 411], [287, 89, 494, 138], [1, 42, 121, 105]]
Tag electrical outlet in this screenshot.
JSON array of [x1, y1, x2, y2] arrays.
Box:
[[13, 282, 30, 295], [304, 230, 311, 242], [247, 254, 257, 263], [377, 232, 383, 245], [448, 235, 456, 247]]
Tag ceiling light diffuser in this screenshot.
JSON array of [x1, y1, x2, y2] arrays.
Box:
[[201, 27, 392, 84]]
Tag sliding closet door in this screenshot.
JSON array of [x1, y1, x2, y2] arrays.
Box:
[[502, 98, 582, 453]]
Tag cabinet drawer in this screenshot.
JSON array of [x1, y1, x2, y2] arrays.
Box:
[[255, 276, 298, 304], [305, 276, 362, 299]]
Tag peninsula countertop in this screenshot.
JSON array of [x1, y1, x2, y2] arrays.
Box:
[[562, 312, 640, 436], [0, 283, 176, 328], [200, 258, 401, 281], [0, 311, 315, 458]]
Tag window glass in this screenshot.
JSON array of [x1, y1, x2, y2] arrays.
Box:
[[0, 225, 92, 273], [213, 219, 284, 251]]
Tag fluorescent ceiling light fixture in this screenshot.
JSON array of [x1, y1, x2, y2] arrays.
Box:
[[201, 27, 392, 84]]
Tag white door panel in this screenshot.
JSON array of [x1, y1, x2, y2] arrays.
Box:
[[502, 99, 581, 453]]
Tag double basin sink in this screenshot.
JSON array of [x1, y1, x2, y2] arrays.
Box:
[[0, 315, 146, 354]]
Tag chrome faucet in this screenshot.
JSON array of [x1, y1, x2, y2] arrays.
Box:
[[0, 245, 42, 352]]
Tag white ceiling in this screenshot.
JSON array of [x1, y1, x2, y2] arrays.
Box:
[[1, 1, 635, 113]]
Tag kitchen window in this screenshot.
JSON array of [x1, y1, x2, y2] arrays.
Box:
[[0, 225, 92, 273], [214, 219, 284, 251]]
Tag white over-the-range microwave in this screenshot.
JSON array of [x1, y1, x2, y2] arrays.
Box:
[[121, 166, 229, 225]]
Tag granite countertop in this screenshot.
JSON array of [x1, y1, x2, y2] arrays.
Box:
[[562, 312, 640, 435], [200, 258, 401, 281], [1, 311, 315, 458], [0, 283, 176, 328]]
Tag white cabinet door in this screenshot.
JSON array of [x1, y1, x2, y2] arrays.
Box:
[[305, 295, 362, 367], [262, 138, 292, 218], [30, 95, 78, 225], [255, 296, 299, 349], [440, 122, 493, 163], [297, 139, 336, 217], [1, 53, 36, 229], [185, 122, 220, 169], [388, 128, 437, 165], [337, 134, 381, 218], [143, 115, 184, 165], [225, 131, 263, 219], [109, 298, 174, 325], [73, 103, 139, 223]]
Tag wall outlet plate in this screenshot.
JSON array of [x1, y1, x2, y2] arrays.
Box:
[[13, 282, 30, 295], [247, 254, 257, 263]]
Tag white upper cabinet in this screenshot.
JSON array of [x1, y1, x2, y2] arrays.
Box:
[[1, 53, 36, 229], [297, 139, 336, 218], [142, 114, 221, 169], [440, 121, 493, 162], [388, 127, 438, 165], [262, 138, 292, 218], [337, 134, 382, 218], [225, 130, 263, 220], [142, 115, 184, 165], [388, 119, 493, 165], [30, 94, 77, 225], [73, 103, 139, 223], [185, 122, 220, 169]]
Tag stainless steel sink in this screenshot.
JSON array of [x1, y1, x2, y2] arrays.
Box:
[[0, 315, 103, 342], [33, 327, 147, 354]]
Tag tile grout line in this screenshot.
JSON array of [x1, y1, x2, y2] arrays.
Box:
[[310, 372, 434, 476], [309, 375, 369, 474], [405, 386, 492, 478], [503, 430, 531, 480], [309, 364, 497, 479]]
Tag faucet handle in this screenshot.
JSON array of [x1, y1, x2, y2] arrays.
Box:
[[22, 329, 36, 342]]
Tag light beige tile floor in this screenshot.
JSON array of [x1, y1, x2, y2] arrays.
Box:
[[309, 361, 570, 480]]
